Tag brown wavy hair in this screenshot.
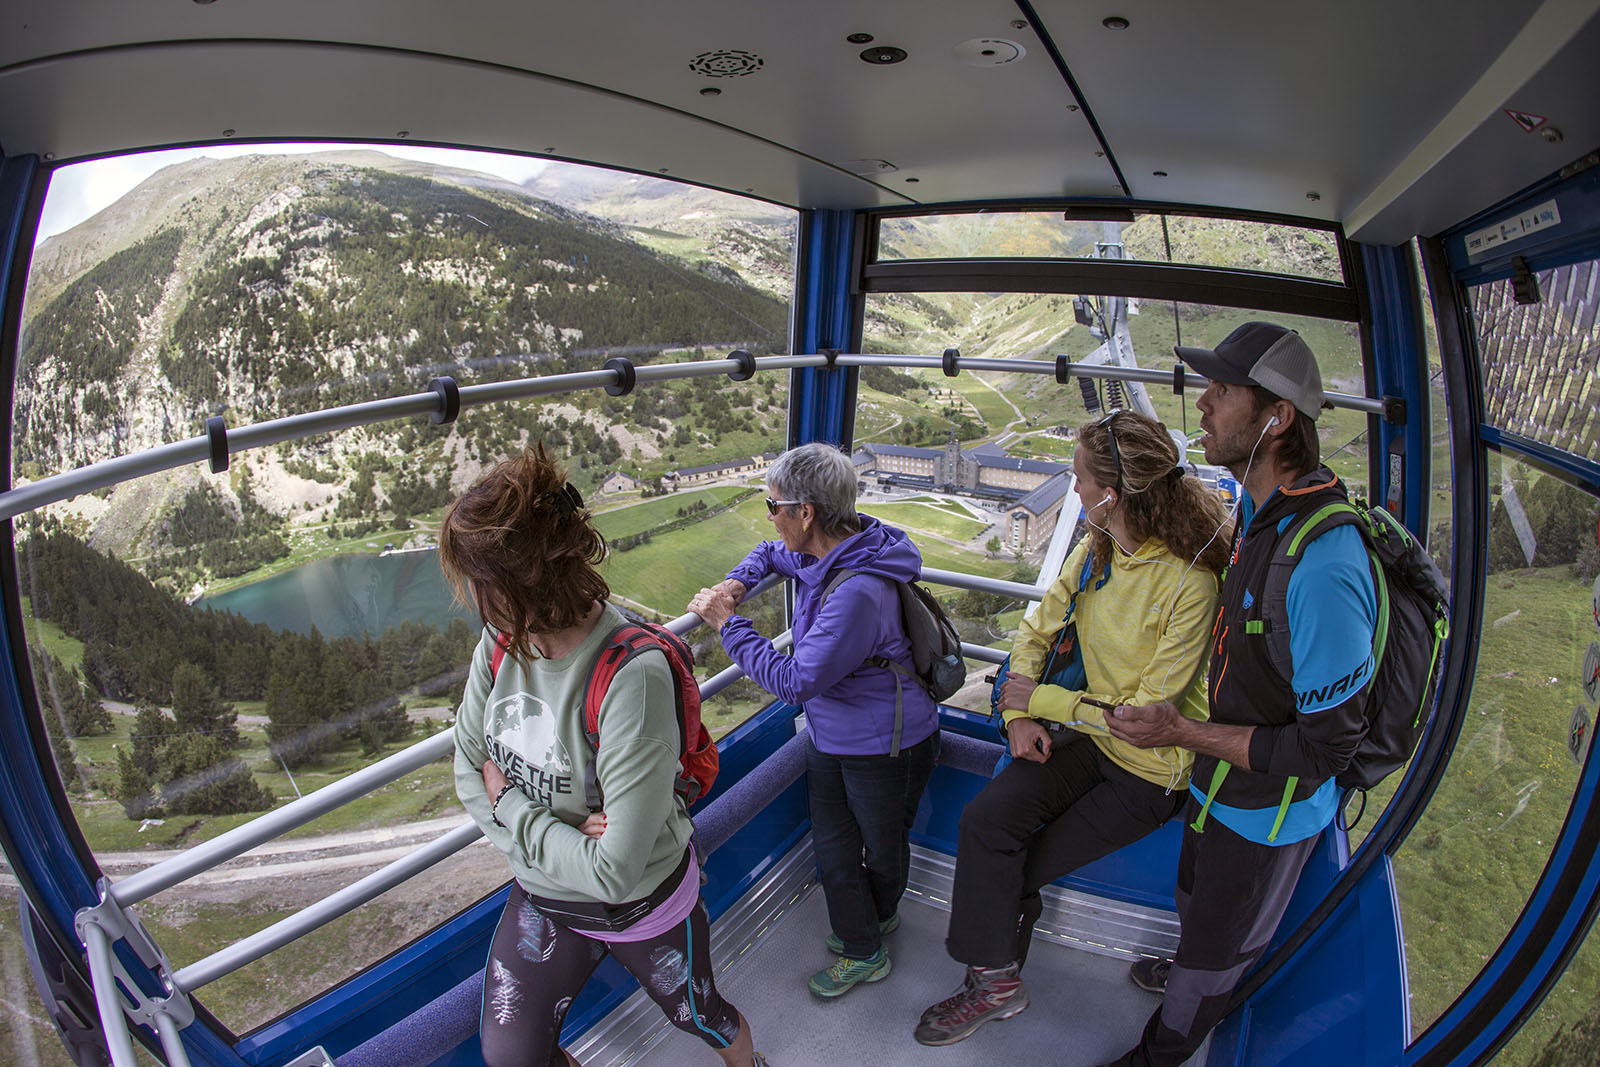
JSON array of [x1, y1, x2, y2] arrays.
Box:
[[1077, 410, 1234, 575], [437, 443, 609, 659]]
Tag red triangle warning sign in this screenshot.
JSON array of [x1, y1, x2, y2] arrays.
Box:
[[1504, 108, 1548, 133]]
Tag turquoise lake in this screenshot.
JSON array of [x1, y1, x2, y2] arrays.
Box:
[[197, 550, 474, 638]]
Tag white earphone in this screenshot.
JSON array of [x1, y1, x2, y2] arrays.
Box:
[[1267, 415, 1281, 427], [1097, 492, 1114, 510]]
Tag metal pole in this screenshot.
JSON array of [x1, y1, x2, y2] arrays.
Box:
[[172, 822, 483, 992], [109, 731, 454, 908], [81, 922, 139, 1067], [151, 1010, 194, 1067]]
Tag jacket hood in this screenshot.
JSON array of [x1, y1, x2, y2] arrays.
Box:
[[797, 514, 923, 588]]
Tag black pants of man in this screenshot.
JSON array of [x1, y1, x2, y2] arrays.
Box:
[[1111, 797, 1319, 1067], [946, 731, 1185, 969]]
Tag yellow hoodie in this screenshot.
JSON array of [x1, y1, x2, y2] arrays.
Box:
[[1004, 537, 1218, 790]]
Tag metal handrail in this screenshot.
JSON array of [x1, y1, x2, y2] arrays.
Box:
[[1, 346, 1392, 522]]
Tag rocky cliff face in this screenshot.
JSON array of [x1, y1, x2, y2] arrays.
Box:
[[15, 152, 795, 557]]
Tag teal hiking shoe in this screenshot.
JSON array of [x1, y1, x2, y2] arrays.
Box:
[[824, 912, 901, 955], [808, 948, 891, 998]]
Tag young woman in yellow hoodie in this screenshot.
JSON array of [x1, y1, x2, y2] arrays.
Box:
[[915, 410, 1233, 1047]]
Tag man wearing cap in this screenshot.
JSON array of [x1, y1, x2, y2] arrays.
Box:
[[1098, 321, 1378, 1067]]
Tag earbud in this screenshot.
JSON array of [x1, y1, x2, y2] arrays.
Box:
[[1097, 493, 1114, 510], [1267, 416, 1281, 427]]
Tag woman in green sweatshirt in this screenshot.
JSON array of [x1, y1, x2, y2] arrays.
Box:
[[441, 444, 766, 1067]]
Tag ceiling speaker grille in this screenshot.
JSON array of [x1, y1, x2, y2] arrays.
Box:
[[690, 50, 765, 78]]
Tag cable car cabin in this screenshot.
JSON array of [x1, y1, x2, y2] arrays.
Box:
[[1, 3, 1598, 1065]]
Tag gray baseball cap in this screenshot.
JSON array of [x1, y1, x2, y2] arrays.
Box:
[[1175, 321, 1327, 419]]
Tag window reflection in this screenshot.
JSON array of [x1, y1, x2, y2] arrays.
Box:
[[874, 209, 1345, 282], [1394, 454, 1599, 1038]]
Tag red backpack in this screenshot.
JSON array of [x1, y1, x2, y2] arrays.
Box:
[[490, 621, 719, 810]]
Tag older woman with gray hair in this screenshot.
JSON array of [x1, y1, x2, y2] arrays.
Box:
[[688, 442, 939, 1000]]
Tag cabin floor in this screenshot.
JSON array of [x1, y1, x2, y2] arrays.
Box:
[[568, 840, 1206, 1067]]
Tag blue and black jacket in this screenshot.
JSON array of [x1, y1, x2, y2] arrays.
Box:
[[1190, 467, 1378, 845]]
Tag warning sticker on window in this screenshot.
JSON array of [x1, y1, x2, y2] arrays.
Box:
[[1462, 199, 1561, 261]]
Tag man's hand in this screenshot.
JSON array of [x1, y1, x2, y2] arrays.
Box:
[[481, 759, 510, 797], [1007, 717, 1052, 763], [999, 675, 1038, 714], [1104, 701, 1186, 749], [713, 578, 748, 606]]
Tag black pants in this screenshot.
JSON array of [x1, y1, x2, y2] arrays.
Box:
[[479, 889, 740, 1067], [806, 730, 940, 959], [946, 731, 1185, 969], [1113, 798, 1319, 1067]]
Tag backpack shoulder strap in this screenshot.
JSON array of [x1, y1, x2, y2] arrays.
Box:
[[1258, 500, 1370, 682], [819, 567, 862, 608], [489, 630, 510, 681], [580, 621, 690, 809]]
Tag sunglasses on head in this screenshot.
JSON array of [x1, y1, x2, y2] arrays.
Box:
[[1097, 409, 1128, 493], [765, 497, 802, 515]]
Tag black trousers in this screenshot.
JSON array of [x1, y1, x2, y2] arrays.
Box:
[[806, 730, 940, 959], [1113, 798, 1319, 1067], [946, 731, 1185, 969]]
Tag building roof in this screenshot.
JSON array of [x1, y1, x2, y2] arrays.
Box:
[[967, 451, 1068, 476], [672, 456, 755, 477], [1014, 472, 1076, 515], [862, 443, 940, 460]]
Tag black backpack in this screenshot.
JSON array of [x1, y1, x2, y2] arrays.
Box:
[[1258, 497, 1450, 810], [819, 569, 966, 754]]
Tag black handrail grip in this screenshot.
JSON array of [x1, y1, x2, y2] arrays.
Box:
[[205, 416, 229, 474], [429, 377, 460, 425], [727, 349, 756, 381], [1054, 354, 1072, 384], [604, 357, 636, 396], [1173, 363, 1187, 394], [821, 348, 840, 369], [942, 348, 960, 377], [1381, 395, 1406, 424]]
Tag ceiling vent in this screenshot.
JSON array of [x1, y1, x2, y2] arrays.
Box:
[[690, 50, 765, 77], [953, 38, 1026, 66]]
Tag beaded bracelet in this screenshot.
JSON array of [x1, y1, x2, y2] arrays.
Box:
[[490, 783, 515, 827]]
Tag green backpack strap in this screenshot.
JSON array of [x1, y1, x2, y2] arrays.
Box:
[[1259, 500, 1367, 682], [1190, 760, 1232, 833], [1266, 776, 1300, 843]]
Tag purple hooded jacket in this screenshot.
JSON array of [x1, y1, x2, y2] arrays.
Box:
[[718, 515, 939, 756]]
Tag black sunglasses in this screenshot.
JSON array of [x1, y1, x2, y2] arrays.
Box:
[[765, 496, 802, 516], [1097, 410, 1128, 493]]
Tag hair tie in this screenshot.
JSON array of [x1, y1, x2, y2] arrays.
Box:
[[541, 482, 584, 516], [1168, 465, 1185, 482]]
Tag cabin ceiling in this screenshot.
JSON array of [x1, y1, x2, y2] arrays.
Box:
[[0, 0, 1596, 245]]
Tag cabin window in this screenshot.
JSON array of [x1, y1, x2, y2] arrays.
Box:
[[11, 144, 798, 1033], [1386, 258, 1600, 1046], [872, 209, 1346, 283], [859, 285, 1370, 693], [1470, 259, 1600, 464]]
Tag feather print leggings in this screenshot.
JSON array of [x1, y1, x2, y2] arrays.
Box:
[[479, 889, 740, 1067]]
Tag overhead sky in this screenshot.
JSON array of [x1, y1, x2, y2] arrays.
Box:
[[33, 143, 550, 244]]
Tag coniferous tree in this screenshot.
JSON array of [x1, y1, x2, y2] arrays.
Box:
[[171, 662, 241, 747]]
